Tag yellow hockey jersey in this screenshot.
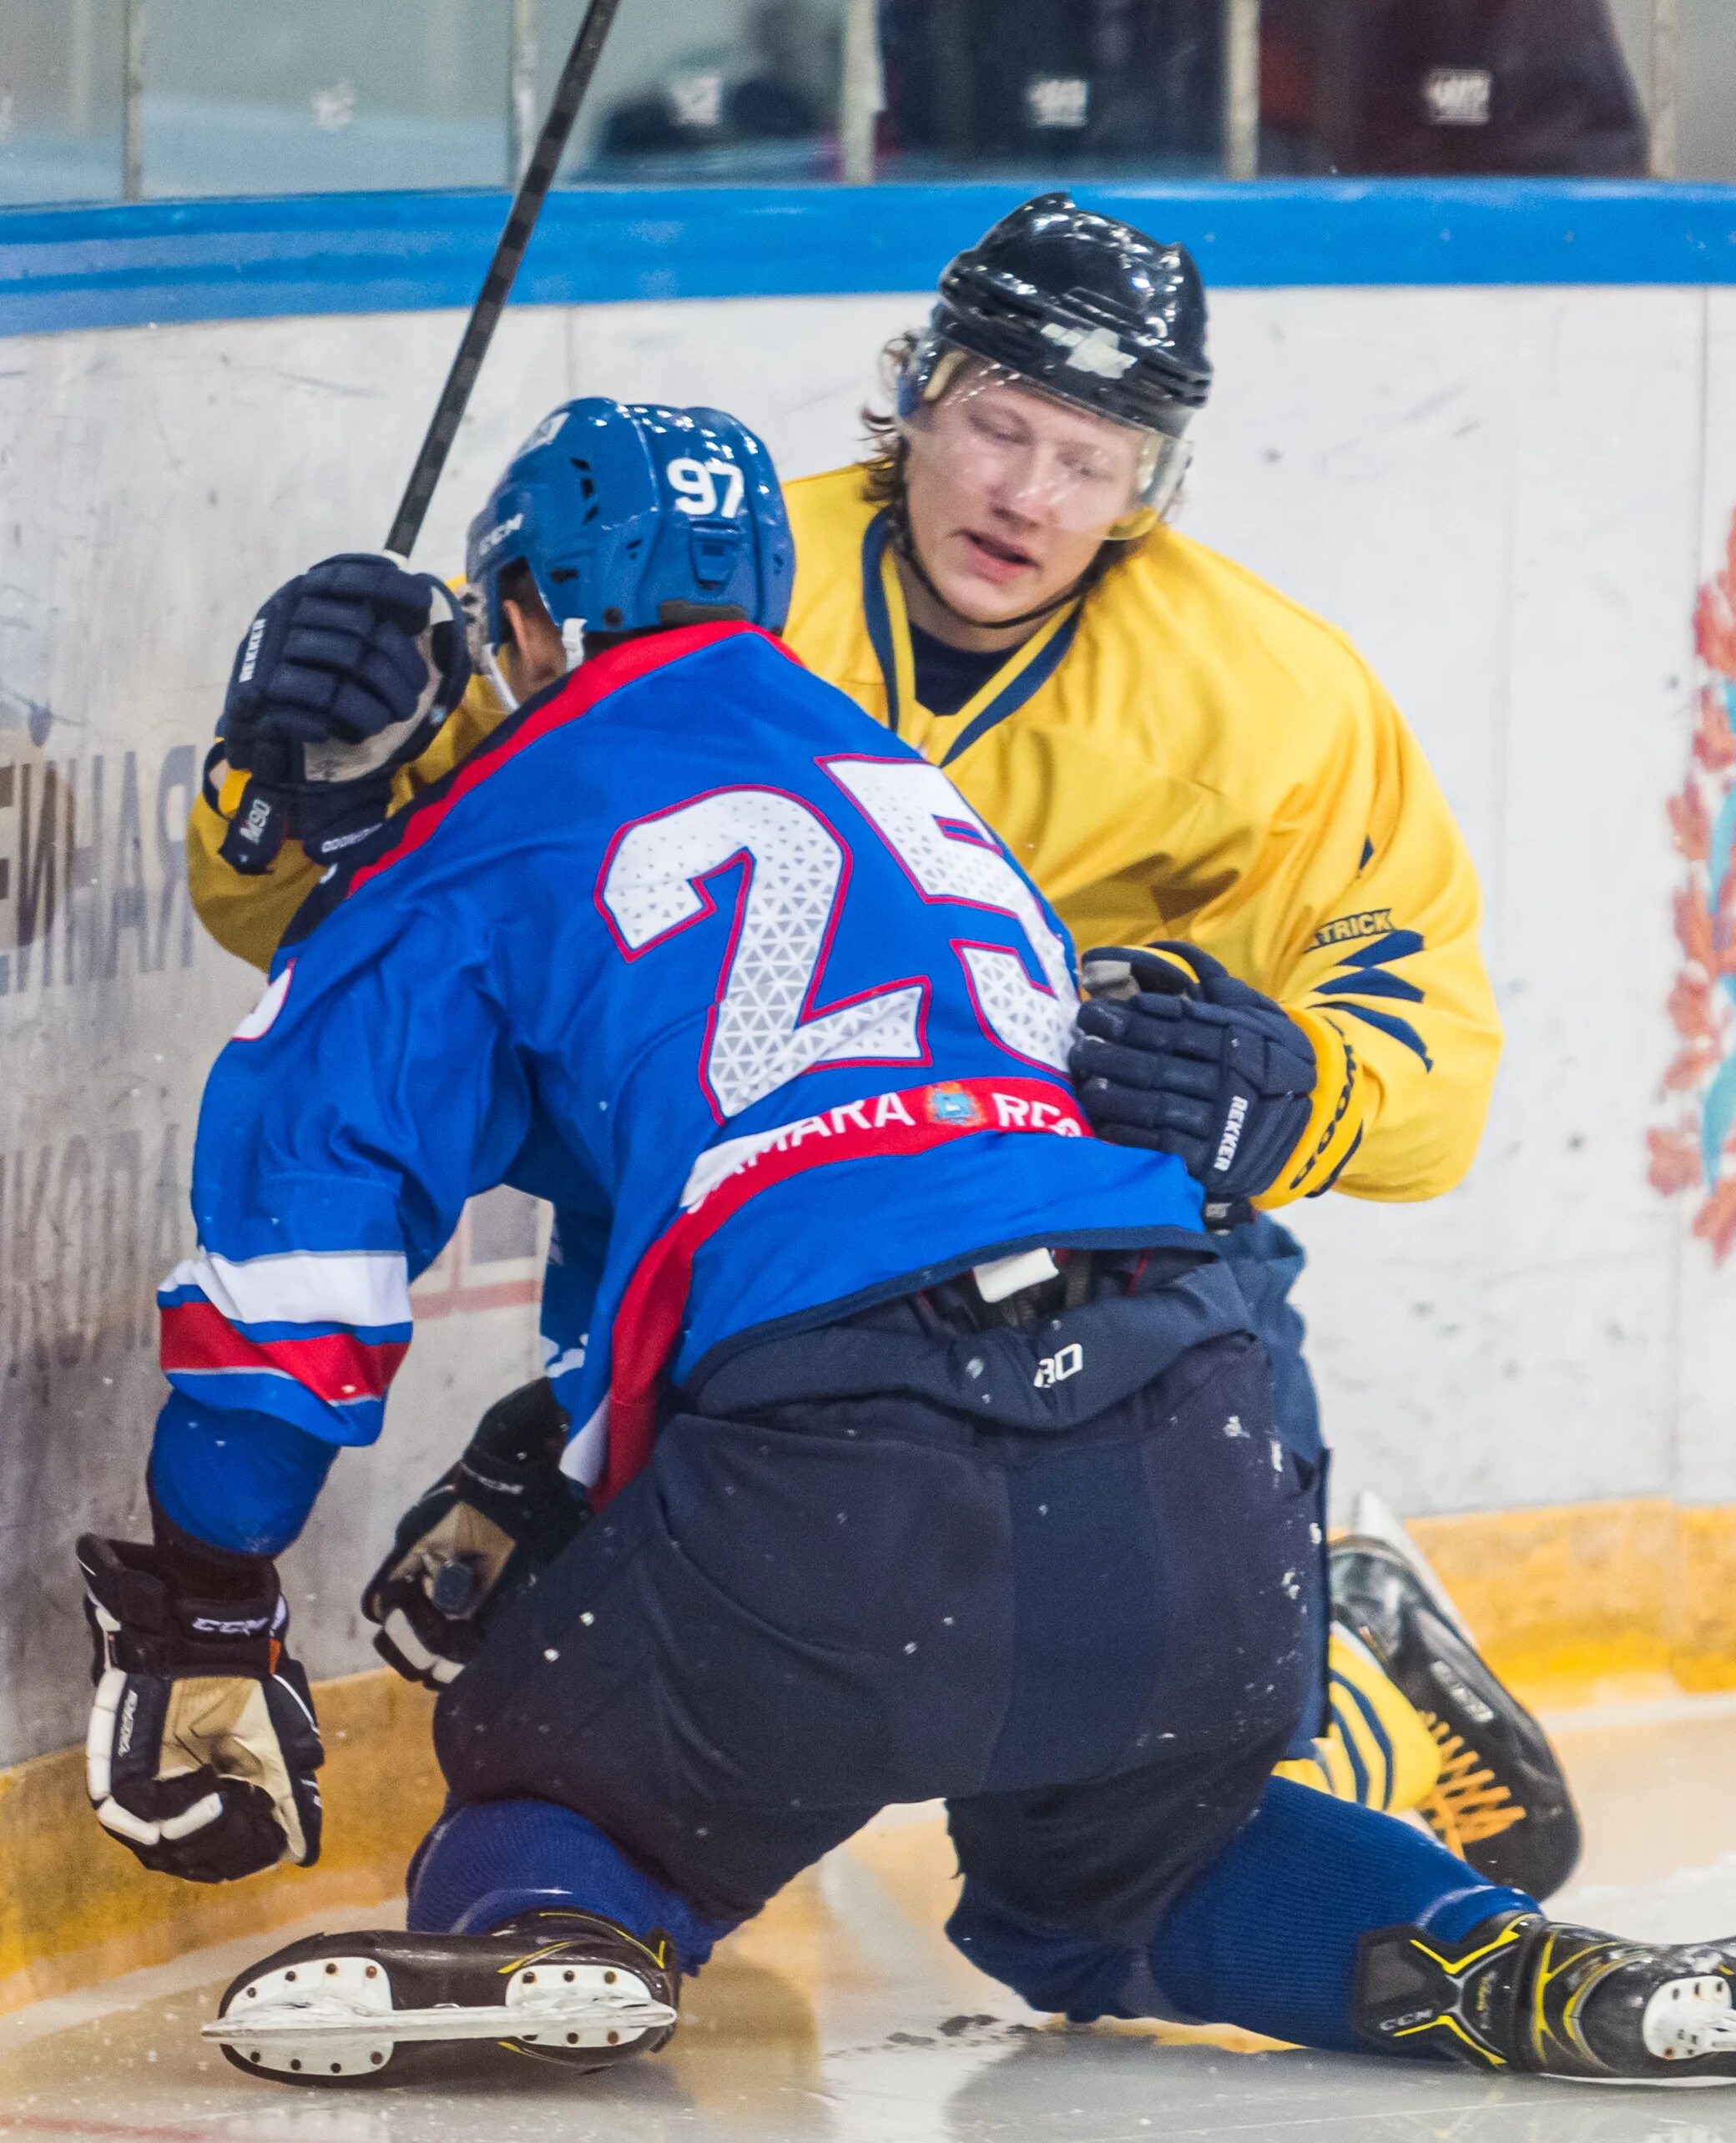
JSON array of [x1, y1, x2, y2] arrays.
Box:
[[188, 462, 1498, 1203], [780, 468, 1500, 1203]]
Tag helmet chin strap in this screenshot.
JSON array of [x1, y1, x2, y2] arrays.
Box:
[[890, 502, 1094, 637], [474, 613, 589, 717], [477, 639, 519, 715]]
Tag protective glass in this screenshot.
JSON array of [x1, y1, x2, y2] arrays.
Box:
[[898, 352, 1188, 537]]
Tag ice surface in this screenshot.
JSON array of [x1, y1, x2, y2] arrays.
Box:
[[3, 1702, 1736, 2142]]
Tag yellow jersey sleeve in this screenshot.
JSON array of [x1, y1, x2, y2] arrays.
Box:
[[187, 672, 512, 971], [1262, 667, 1501, 1204]]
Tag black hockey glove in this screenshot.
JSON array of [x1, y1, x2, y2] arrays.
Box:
[[1070, 943, 1318, 1223], [79, 1531, 323, 1884], [214, 553, 471, 875], [362, 1379, 590, 1692]]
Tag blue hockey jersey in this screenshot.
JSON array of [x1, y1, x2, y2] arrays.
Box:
[[158, 623, 1205, 1523]]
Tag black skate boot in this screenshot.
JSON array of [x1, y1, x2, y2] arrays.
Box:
[[204, 1907, 679, 2085], [1355, 1911, 1736, 2085], [1330, 1491, 1582, 1897]]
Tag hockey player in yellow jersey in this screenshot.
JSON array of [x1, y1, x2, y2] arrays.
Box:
[[186, 194, 1578, 1897]]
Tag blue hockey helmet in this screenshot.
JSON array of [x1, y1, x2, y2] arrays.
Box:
[[465, 398, 794, 679]]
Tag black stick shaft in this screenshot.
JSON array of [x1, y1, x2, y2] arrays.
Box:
[[384, 0, 624, 560]]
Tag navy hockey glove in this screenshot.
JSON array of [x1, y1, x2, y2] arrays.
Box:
[[215, 553, 471, 875], [1070, 944, 1317, 1221], [362, 1379, 590, 1691], [79, 1530, 323, 1884]]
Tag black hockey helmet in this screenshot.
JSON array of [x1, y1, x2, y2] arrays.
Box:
[[909, 191, 1211, 439]]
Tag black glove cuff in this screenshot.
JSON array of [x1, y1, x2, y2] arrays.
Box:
[[83, 1526, 282, 1676], [147, 1476, 275, 1601], [468, 1377, 571, 1474], [460, 1379, 587, 1558]]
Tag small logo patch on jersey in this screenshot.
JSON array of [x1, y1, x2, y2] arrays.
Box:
[[926, 1082, 986, 1127], [1312, 908, 1395, 950]]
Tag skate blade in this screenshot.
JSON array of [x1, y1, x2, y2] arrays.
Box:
[[1559, 2072, 1736, 2090], [203, 1954, 676, 2080]]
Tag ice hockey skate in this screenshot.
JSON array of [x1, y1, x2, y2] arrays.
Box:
[[204, 1909, 678, 2085], [1331, 1491, 1582, 1896], [1355, 1912, 1736, 2085]]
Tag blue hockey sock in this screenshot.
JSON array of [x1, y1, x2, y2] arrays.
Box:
[[1143, 1777, 1537, 2052], [949, 1778, 1537, 2050], [406, 1799, 735, 1977]]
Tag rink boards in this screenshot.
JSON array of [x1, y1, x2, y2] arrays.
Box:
[[2, 181, 1736, 1998]]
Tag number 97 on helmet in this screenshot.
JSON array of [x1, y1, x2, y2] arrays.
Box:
[[463, 398, 795, 702]]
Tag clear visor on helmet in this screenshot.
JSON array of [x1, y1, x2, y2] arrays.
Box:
[[896, 348, 1189, 537]]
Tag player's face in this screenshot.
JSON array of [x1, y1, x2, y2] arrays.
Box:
[[902, 372, 1147, 628]]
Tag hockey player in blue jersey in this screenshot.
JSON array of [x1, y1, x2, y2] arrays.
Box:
[[79, 402, 1736, 2090]]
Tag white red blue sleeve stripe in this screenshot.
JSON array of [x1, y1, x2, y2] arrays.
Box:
[[159, 1248, 413, 1445], [162, 1249, 413, 1329]]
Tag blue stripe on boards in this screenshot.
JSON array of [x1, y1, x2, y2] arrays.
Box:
[[7, 180, 1736, 337]]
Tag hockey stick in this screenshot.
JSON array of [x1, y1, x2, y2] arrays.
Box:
[[383, 0, 624, 560]]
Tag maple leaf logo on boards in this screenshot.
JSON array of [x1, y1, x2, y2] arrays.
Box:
[[1651, 507, 1736, 1260]]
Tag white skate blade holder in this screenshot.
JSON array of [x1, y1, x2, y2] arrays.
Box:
[[1637, 1974, 1736, 2084], [1546, 1973, 1736, 2090], [203, 1953, 676, 2080]]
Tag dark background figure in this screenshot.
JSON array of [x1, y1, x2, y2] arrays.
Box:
[[595, 2, 830, 179], [878, 0, 1226, 177], [1259, 0, 1648, 176]]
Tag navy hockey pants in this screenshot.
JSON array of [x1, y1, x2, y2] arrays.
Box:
[[431, 1249, 1320, 1949], [1217, 1214, 1319, 1471], [1217, 1213, 1330, 1756]]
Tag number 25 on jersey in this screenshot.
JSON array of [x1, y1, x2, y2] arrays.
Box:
[[598, 757, 1077, 1121]]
